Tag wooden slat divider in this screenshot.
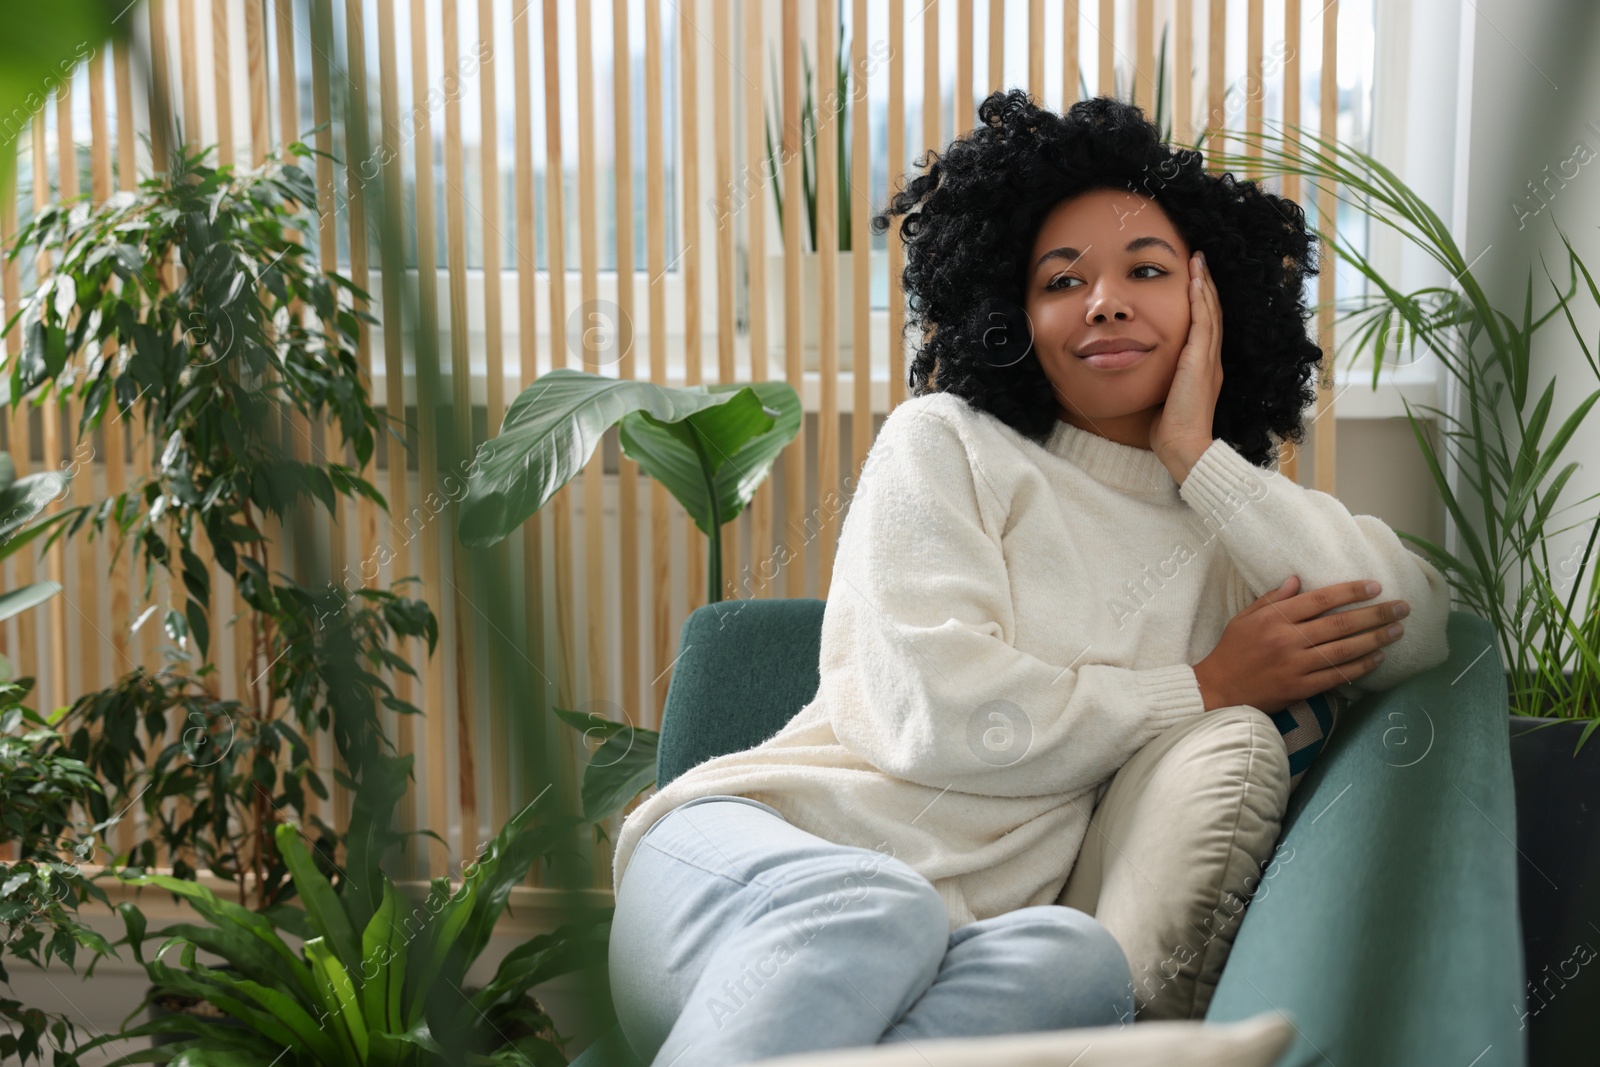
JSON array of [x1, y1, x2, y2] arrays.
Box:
[[440, 0, 480, 854], [850, 0, 870, 478], [781, 0, 803, 599], [743, 0, 775, 605], [480, 0, 511, 844], [408, 0, 452, 875], [643, 0, 671, 721], [538, 0, 582, 876]]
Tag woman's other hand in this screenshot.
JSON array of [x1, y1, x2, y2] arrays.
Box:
[[1192, 575, 1413, 712], [1149, 251, 1224, 481]]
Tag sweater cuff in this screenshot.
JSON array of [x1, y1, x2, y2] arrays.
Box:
[[1138, 662, 1209, 730], [1176, 437, 1275, 524]]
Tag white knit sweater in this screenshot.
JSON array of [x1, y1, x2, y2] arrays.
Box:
[[610, 391, 1453, 933]]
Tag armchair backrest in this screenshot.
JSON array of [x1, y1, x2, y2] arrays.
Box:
[[657, 598, 826, 788]]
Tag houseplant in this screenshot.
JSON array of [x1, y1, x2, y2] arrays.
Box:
[[455, 367, 801, 606], [760, 15, 882, 372], [0, 452, 116, 1065], [1207, 120, 1600, 1064], [68, 764, 610, 1065], [1, 139, 440, 912]]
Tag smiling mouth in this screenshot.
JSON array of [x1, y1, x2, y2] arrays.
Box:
[[1077, 348, 1150, 369]]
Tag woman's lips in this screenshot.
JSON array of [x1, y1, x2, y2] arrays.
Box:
[[1079, 347, 1149, 369]]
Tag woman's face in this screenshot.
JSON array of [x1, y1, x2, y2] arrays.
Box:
[[1021, 188, 1194, 450]]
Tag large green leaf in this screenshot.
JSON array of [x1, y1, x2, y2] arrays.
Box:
[[274, 820, 363, 974], [617, 380, 802, 538], [0, 580, 61, 625], [457, 368, 800, 548], [578, 726, 659, 824]]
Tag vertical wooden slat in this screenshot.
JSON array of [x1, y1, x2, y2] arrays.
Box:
[[441, 0, 480, 852], [1135, 0, 1154, 113], [180, 0, 202, 144], [344, 0, 379, 608], [58, 74, 99, 705], [0, 141, 36, 722], [373, 0, 418, 877], [1175, 0, 1193, 143], [1279, 0, 1306, 486], [815, 0, 839, 598], [148, 0, 173, 168], [744, 0, 775, 605], [644, 0, 671, 719], [1245, 0, 1263, 181], [410, 0, 452, 874], [1098, 0, 1114, 97], [1282, 0, 1303, 228], [953, 0, 969, 136], [539, 0, 582, 847], [986, 0, 1001, 99], [480, 0, 511, 845], [887, 0, 905, 412], [308, 0, 347, 836], [114, 40, 137, 185], [115, 37, 157, 686], [612, 0, 641, 739], [1206, 0, 1225, 157], [88, 47, 120, 696], [850, 0, 870, 476], [39, 106, 67, 717], [1063, 0, 1080, 107], [713, 0, 736, 604], [212, 0, 235, 168], [573, 0, 603, 777], [781, 0, 803, 599], [678, 0, 703, 611], [1029, 0, 1043, 101], [106, 42, 138, 858], [1311, 0, 1339, 494], [246, 0, 271, 164], [922, 0, 939, 155]]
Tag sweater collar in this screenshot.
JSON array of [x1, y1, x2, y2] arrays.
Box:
[[1044, 416, 1180, 498]]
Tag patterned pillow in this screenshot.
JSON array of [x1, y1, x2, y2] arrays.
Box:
[[1268, 689, 1344, 792]]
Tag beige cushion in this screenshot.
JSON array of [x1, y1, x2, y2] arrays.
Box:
[[1058, 705, 1292, 1020], [751, 1010, 1296, 1066]]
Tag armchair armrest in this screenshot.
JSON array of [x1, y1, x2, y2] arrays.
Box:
[[1205, 611, 1527, 1067]]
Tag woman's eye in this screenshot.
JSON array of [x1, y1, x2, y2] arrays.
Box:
[[1046, 265, 1167, 291]]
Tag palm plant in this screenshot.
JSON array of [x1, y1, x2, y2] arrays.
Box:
[[1208, 121, 1600, 743]]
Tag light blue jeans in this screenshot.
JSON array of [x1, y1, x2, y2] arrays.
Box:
[[609, 795, 1135, 1066]]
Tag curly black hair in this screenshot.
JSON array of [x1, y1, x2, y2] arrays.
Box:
[[870, 90, 1324, 468]]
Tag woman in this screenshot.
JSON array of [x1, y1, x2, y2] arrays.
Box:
[[605, 91, 1450, 1067]]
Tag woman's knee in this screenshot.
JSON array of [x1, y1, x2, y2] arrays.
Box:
[[1004, 906, 1136, 1027]]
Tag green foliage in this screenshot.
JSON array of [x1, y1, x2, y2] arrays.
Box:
[[457, 368, 801, 605], [0, 679, 115, 1065], [763, 22, 853, 253], [1210, 122, 1600, 741], [73, 789, 609, 1066], [3, 140, 440, 909]]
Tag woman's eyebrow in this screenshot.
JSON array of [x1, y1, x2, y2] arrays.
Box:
[[1033, 236, 1180, 273]]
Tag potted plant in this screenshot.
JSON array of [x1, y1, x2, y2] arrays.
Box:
[[68, 752, 611, 1065], [1210, 122, 1600, 1064], [760, 16, 885, 374], [0, 453, 121, 1065], [2, 138, 440, 912], [456, 367, 800, 605]]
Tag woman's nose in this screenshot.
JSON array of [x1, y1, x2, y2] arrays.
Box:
[[1085, 280, 1135, 322]]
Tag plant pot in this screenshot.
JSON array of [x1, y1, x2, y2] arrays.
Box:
[[766, 249, 856, 374], [1507, 712, 1600, 1067]]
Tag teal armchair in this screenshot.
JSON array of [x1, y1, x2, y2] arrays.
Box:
[[572, 603, 1526, 1067]]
